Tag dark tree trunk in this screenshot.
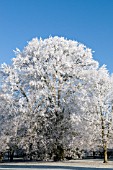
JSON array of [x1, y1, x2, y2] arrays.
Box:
[[103, 142, 108, 163], [29, 143, 33, 161], [9, 150, 14, 162], [53, 145, 64, 161]]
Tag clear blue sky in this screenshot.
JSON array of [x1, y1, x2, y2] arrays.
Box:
[[0, 0, 113, 72]]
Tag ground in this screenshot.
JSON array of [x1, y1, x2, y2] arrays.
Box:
[[0, 159, 113, 170]]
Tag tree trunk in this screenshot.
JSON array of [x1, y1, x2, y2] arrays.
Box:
[[53, 145, 64, 161], [9, 150, 14, 162], [103, 142, 108, 163], [29, 143, 33, 161], [100, 106, 108, 163]]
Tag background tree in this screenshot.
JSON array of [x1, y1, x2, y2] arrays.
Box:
[[71, 66, 113, 163]]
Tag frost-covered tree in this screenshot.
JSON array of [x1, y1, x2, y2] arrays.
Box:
[[71, 66, 113, 163], [0, 93, 10, 152], [1, 36, 100, 160], [2, 37, 113, 163], [88, 66, 113, 163]]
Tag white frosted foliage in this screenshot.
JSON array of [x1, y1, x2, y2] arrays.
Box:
[[0, 37, 113, 161]]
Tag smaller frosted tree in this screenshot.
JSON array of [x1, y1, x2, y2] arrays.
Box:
[[71, 66, 113, 163]]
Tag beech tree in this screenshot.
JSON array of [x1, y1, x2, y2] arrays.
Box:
[[0, 93, 10, 152], [1, 36, 113, 162], [1, 37, 99, 160], [71, 66, 113, 163], [87, 66, 113, 163]]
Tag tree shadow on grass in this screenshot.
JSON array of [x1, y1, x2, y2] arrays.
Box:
[[0, 165, 113, 170]]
